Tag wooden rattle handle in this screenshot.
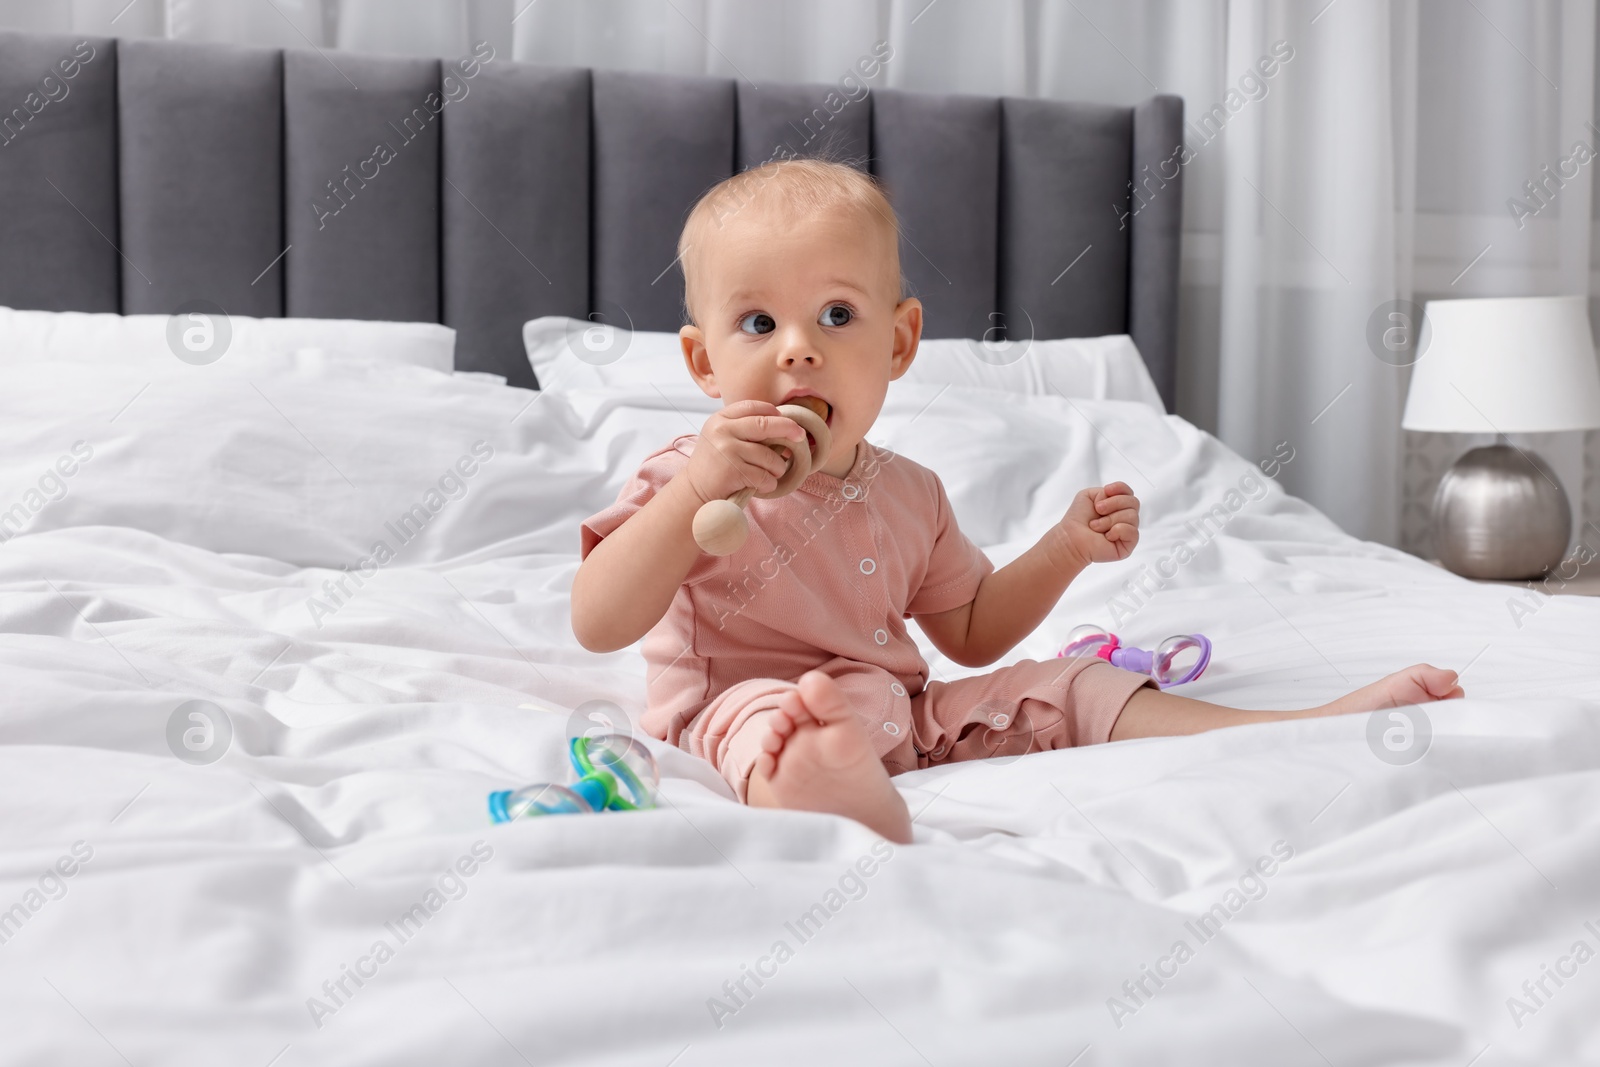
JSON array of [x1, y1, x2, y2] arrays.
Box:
[[692, 402, 833, 556]]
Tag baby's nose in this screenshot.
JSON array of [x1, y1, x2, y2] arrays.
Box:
[[777, 335, 821, 365]]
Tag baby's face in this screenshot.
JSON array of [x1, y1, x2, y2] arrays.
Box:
[[679, 205, 922, 478]]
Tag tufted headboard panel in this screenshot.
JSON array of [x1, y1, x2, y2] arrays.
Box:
[[0, 31, 1183, 403]]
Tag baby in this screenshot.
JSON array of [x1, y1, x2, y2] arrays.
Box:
[[572, 159, 1463, 844]]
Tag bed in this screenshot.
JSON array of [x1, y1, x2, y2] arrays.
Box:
[[2, 29, 1599, 1067]]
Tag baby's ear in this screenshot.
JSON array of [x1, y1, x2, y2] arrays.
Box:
[[680, 325, 721, 398], [888, 297, 923, 380]]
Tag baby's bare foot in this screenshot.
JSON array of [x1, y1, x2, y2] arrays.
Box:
[[746, 670, 912, 844], [1322, 664, 1465, 717]]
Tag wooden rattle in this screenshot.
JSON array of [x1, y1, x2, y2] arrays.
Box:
[[692, 397, 833, 556]]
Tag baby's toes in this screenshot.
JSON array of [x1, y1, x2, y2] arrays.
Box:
[[765, 706, 799, 740], [776, 687, 821, 729], [1402, 664, 1463, 702]]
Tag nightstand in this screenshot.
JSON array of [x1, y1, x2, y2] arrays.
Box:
[[1427, 559, 1600, 596]]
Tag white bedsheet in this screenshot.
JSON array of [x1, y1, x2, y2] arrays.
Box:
[[1, 359, 1596, 1066]]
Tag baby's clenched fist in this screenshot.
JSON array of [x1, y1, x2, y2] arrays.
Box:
[[1056, 480, 1141, 569]]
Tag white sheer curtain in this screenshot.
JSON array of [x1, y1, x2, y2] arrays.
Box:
[[4, 0, 1597, 552]]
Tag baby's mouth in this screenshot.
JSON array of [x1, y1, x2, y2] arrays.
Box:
[[780, 395, 832, 457], [786, 395, 833, 427]]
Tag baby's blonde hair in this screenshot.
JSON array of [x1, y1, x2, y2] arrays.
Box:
[[677, 157, 903, 324]]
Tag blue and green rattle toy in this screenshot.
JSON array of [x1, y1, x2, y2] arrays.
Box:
[[488, 732, 659, 822]]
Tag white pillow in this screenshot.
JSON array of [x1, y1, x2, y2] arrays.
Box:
[[522, 315, 685, 391], [0, 306, 455, 373], [521, 315, 1164, 411], [897, 332, 1165, 411]]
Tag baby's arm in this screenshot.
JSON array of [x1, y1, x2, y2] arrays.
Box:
[[917, 481, 1139, 667], [571, 401, 805, 652]]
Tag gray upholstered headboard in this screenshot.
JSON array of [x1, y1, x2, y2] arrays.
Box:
[[0, 30, 1183, 403]]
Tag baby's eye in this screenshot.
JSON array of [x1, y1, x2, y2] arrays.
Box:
[[818, 304, 853, 327], [738, 312, 776, 335]]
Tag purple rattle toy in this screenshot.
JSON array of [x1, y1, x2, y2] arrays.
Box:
[[1057, 624, 1213, 688]]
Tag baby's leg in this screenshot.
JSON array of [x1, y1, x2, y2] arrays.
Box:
[[1109, 663, 1464, 741], [747, 671, 912, 844]]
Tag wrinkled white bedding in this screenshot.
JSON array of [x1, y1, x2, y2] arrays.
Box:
[[1, 356, 1596, 1066]]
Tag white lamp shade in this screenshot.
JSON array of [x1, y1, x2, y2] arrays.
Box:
[[1401, 295, 1600, 433]]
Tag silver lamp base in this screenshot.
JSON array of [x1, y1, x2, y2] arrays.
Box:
[[1432, 443, 1571, 580]]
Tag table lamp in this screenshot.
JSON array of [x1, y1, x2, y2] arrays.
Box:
[[1401, 295, 1600, 580]]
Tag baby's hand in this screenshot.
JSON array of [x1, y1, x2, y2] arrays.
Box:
[[1057, 481, 1140, 567], [682, 400, 807, 506]]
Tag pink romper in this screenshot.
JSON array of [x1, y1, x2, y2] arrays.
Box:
[[580, 435, 1155, 799]]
